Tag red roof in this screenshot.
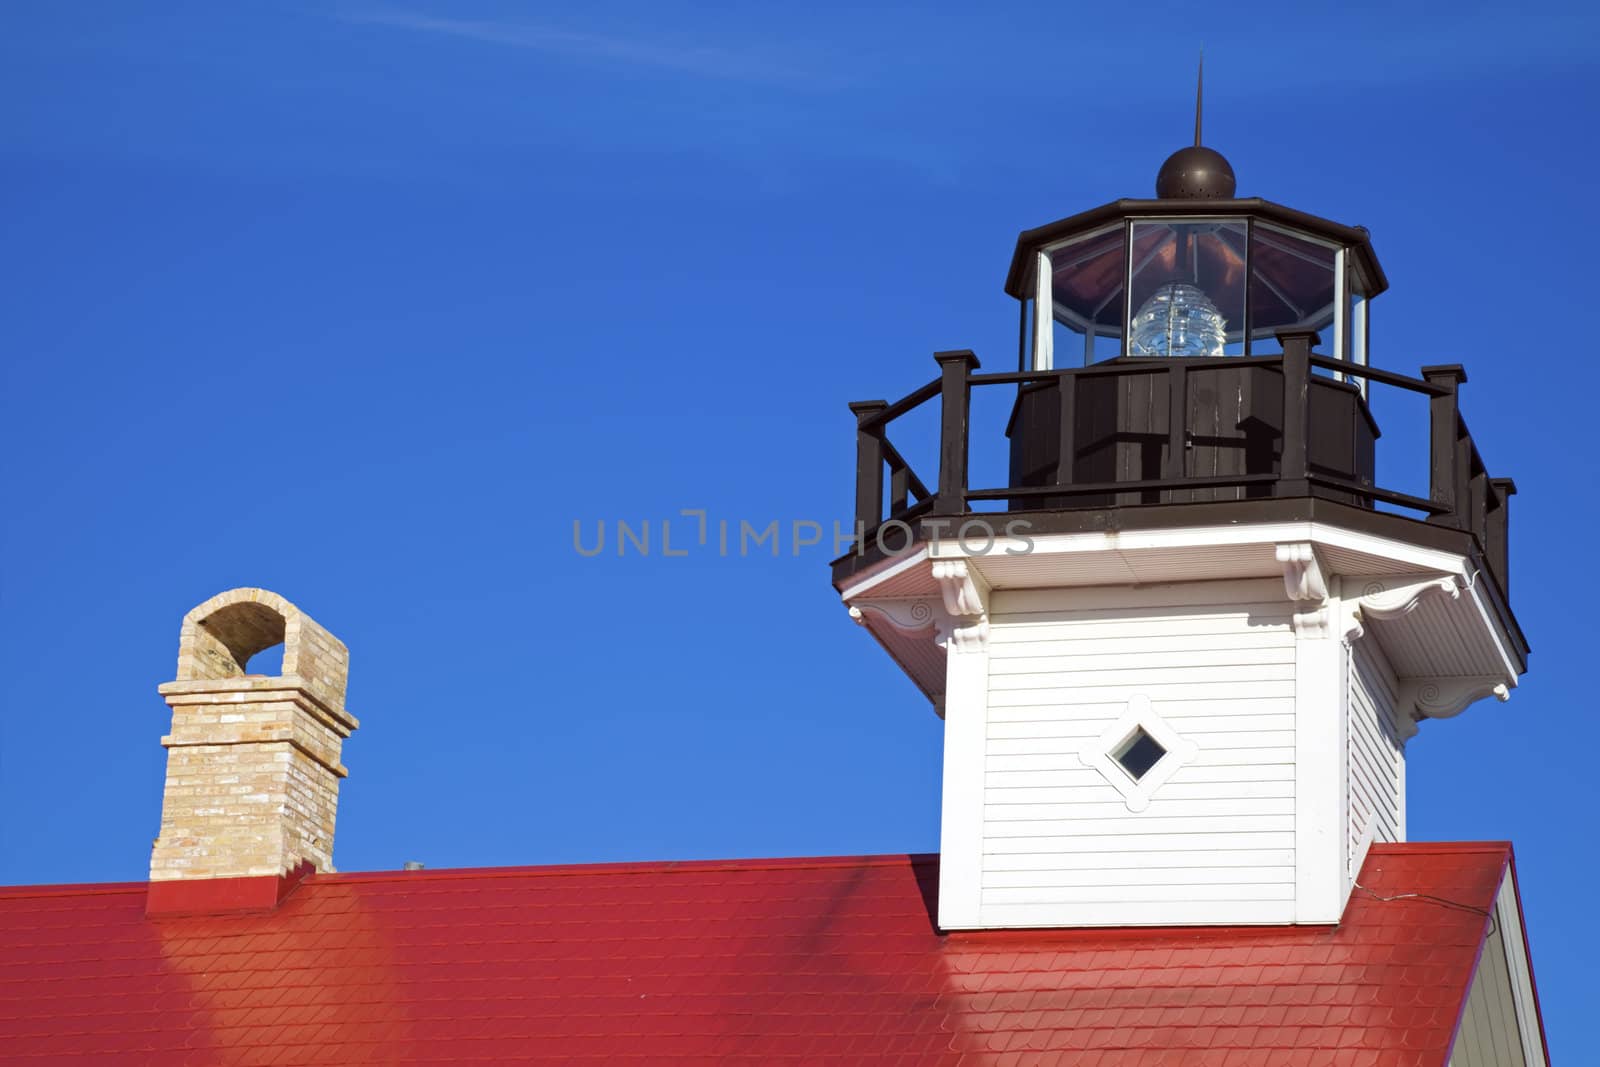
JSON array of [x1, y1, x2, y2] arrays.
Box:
[[0, 842, 1516, 1065]]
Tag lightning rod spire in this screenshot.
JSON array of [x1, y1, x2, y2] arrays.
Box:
[[1154, 48, 1235, 199]]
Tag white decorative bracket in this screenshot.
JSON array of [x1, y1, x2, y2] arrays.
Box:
[[848, 599, 939, 637], [1398, 676, 1511, 733], [1276, 544, 1360, 641], [1335, 572, 1465, 651], [931, 559, 990, 653], [1351, 574, 1462, 621], [1277, 542, 1328, 602], [1078, 694, 1198, 813]]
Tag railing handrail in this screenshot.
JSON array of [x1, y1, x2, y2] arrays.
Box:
[[859, 352, 1445, 428], [1309, 354, 1452, 397], [1306, 473, 1447, 516], [852, 378, 940, 432], [972, 354, 1291, 388]]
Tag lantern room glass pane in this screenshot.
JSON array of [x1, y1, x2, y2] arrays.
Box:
[[1127, 218, 1247, 356], [1348, 262, 1369, 362], [1045, 225, 1126, 364], [1248, 223, 1338, 351]]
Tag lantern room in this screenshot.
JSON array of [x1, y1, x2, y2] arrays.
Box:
[[1004, 193, 1384, 372], [1000, 169, 1392, 509]]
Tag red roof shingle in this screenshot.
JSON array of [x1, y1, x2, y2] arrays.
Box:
[[0, 842, 1513, 1065]]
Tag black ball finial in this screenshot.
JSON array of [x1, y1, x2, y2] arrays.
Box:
[[1155, 145, 1236, 199]]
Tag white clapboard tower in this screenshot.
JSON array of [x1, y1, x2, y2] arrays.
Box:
[[833, 140, 1525, 930]]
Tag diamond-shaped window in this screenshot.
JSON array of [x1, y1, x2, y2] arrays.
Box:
[[1112, 727, 1167, 782], [1080, 695, 1197, 812]]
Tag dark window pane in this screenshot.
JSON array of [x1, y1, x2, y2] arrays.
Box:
[[1114, 728, 1167, 781]]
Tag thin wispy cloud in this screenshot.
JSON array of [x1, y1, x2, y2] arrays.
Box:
[[340, 10, 843, 89]]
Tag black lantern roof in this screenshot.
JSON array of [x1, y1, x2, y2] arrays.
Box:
[[1003, 197, 1387, 302]]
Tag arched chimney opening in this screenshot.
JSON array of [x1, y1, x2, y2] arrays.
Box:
[[186, 600, 288, 679]]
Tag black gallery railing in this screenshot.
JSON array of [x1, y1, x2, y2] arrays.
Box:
[[848, 333, 1514, 594]]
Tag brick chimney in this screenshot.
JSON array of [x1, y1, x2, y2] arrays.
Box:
[[147, 588, 358, 913]]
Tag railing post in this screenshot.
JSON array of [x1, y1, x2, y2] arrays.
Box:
[[1422, 365, 1468, 527], [848, 400, 888, 532], [1277, 331, 1317, 497], [1488, 477, 1516, 598], [932, 350, 981, 516]]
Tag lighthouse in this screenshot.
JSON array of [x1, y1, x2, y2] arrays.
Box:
[[835, 128, 1525, 932]]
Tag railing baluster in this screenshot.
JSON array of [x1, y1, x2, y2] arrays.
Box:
[[933, 350, 981, 516], [890, 463, 910, 515], [848, 400, 889, 531], [1278, 331, 1317, 497], [1422, 365, 1468, 528], [1454, 435, 1473, 531]]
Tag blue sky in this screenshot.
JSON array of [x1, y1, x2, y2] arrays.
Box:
[[2, 0, 1597, 1056]]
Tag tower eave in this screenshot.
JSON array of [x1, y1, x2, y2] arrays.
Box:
[[837, 506, 1525, 720]]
